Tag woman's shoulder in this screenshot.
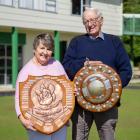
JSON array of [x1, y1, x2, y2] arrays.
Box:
[[17, 59, 33, 81], [49, 58, 61, 65], [20, 59, 33, 71], [49, 58, 65, 71]]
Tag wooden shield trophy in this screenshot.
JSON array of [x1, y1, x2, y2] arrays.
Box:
[[19, 75, 75, 134], [74, 63, 122, 112]]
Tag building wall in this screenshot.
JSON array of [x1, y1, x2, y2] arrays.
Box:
[[0, 0, 122, 35], [0, 2, 84, 33]]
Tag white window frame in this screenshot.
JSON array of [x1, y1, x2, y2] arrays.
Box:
[[72, 0, 91, 15], [45, 0, 56, 13], [0, 0, 13, 6], [19, 0, 33, 9], [34, 0, 45, 11], [18, 0, 56, 12]]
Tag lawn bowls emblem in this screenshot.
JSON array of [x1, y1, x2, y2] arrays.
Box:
[[19, 75, 75, 134], [74, 62, 122, 112]]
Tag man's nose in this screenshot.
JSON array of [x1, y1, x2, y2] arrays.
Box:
[[87, 21, 93, 27]]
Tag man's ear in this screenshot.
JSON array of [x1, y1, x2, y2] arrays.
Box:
[[100, 17, 103, 26]]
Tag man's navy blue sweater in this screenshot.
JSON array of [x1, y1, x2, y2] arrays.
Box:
[[62, 33, 132, 88]]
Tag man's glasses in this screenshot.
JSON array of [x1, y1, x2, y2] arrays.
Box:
[[83, 17, 101, 25]]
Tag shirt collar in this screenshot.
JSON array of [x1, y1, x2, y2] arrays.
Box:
[[89, 32, 104, 40]]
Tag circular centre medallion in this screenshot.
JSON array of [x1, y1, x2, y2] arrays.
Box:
[[88, 80, 104, 96], [82, 74, 112, 104]]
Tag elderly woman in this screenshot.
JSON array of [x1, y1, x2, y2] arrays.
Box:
[[15, 33, 68, 140]]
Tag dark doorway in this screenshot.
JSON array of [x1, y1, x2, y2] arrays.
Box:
[[60, 41, 67, 62]]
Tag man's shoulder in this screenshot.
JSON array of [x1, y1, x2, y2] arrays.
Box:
[[71, 34, 88, 41], [103, 33, 123, 49], [103, 33, 120, 40]]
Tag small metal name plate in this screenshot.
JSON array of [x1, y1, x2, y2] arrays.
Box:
[[74, 63, 122, 112], [19, 75, 75, 134]]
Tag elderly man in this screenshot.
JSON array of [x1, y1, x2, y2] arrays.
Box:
[[62, 8, 132, 140]]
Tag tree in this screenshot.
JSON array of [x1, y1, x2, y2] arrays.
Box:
[[123, 0, 140, 13], [123, 0, 140, 66]]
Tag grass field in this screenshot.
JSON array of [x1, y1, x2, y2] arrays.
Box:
[[0, 89, 140, 140]]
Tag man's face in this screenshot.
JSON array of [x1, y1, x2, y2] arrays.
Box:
[[83, 10, 103, 37]]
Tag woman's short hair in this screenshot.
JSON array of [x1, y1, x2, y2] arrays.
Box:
[[33, 33, 54, 51]]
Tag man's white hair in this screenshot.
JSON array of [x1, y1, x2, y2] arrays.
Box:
[[82, 8, 103, 21]]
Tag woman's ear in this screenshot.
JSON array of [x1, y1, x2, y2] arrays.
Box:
[[33, 49, 35, 55]]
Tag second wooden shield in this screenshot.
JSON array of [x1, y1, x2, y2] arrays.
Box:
[[74, 63, 122, 112]]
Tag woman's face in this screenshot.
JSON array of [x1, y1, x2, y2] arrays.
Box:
[[34, 42, 53, 66]]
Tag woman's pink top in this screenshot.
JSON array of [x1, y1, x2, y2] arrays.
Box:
[[15, 58, 68, 116]]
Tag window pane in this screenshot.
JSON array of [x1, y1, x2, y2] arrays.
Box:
[[72, 0, 81, 15], [45, 0, 56, 12], [0, 45, 4, 73], [0, 0, 13, 6], [82, 0, 91, 13], [34, 0, 45, 11], [0, 44, 6, 84], [123, 18, 133, 33], [19, 0, 33, 9], [19, 0, 56, 12], [7, 45, 12, 56], [0, 44, 23, 85], [72, 0, 91, 15], [7, 69, 12, 75], [135, 18, 140, 33], [0, 74, 4, 84], [0, 46, 4, 55], [7, 74, 12, 84], [0, 67, 4, 73], [7, 59, 12, 66], [0, 59, 4, 66], [18, 46, 23, 70]]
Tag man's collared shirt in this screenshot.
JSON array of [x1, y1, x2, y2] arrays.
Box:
[[89, 32, 104, 40]]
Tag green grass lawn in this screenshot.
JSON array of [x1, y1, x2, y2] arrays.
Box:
[[0, 89, 140, 140]]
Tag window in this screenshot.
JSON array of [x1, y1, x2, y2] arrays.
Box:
[[72, 0, 91, 15], [45, 0, 56, 12], [0, 0, 13, 6], [72, 0, 81, 15], [34, 0, 45, 11], [0, 44, 22, 85], [19, 0, 56, 12], [19, 0, 33, 9]]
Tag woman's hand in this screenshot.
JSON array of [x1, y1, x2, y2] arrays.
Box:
[[19, 115, 36, 131]]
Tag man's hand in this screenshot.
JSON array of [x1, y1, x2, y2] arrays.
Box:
[[84, 60, 103, 66]]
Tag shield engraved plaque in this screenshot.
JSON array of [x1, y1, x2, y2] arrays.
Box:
[[74, 63, 122, 112], [19, 75, 75, 134]]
